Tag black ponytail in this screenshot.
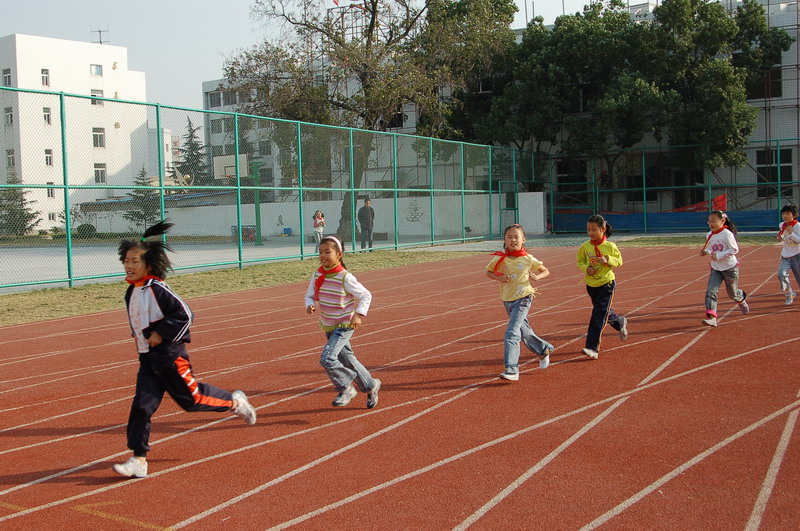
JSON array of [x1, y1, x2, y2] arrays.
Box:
[[587, 214, 613, 237], [118, 220, 175, 279]]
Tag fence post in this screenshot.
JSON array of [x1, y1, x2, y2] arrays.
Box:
[[348, 128, 356, 251], [488, 147, 494, 238], [155, 104, 166, 224], [777, 140, 783, 207], [59, 92, 74, 287], [641, 147, 648, 233], [429, 137, 435, 244], [460, 143, 466, 241], [297, 122, 305, 255], [392, 133, 399, 250], [233, 114, 244, 267]]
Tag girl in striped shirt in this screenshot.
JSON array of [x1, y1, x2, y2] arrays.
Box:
[[304, 235, 381, 408]]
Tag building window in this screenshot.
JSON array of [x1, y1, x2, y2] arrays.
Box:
[[258, 140, 272, 156], [223, 116, 234, 133], [6, 149, 15, 168], [41, 68, 50, 86], [223, 91, 236, 106], [1, 68, 10, 86], [210, 119, 222, 134], [757, 149, 793, 197], [3, 107, 11, 126], [92, 127, 106, 148], [90, 64, 103, 76], [208, 92, 221, 108], [48, 212, 57, 221], [45, 149, 53, 166], [47, 182, 55, 198], [745, 66, 783, 100], [91, 89, 104, 105], [94, 163, 107, 183], [43, 107, 52, 125]]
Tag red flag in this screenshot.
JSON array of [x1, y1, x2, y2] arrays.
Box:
[[333, 0, 339, 5]]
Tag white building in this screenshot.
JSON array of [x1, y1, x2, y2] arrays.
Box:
[[0, 33, 172, 231]]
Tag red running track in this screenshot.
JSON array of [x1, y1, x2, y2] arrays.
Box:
[[0, 244, 798, 529]]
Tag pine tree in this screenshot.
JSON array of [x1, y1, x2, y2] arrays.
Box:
[[123, 167, 162, 232], [0, 170, 41, 236], [175, 117, 212, 185]]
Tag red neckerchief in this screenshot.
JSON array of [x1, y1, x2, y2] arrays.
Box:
[[126, 274, 162, 286], [490, 248, 528, 275], [702, 227, 725, 251], [779, 219, 798, 237], [314, 264, 346, 300], [590, 236, 606, 257]]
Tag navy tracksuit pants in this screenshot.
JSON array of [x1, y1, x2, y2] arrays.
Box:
[[127, 343, 233, 456], [585, 280, 623, 351]]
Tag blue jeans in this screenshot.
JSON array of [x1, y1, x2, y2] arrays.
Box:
[[705, 266, 744, 317], [777, 255, 800, 293], [503, 295, 552, 373], [320, 327, 375, 392]]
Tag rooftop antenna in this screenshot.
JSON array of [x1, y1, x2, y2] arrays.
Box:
[[90, 25, 110, 45]]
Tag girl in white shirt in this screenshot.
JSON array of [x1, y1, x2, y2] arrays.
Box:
[[700, 211, 748, 327], [776, 205, 800, 305]]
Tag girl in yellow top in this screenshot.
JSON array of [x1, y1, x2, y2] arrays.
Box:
[[486, 224, 555, 381], [577, 215, 628, 359]]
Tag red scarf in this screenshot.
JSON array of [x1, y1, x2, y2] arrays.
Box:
[[590, 236, 606, 257], [314, 264, 346, 300], [490, 248, 528, 275], [702, 227, 725, 251], [126, 274, 162, 286], [778, 219, 798, 237]]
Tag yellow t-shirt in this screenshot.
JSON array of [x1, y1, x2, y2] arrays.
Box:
[[486, 254, 543, 302], [577, 240, 623, 287]]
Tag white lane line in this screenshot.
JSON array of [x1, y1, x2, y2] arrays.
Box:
[[260, 336, 800, 530], [454, 397, 630, 531], [454, 261, 714, 528], [745, 388, 800, 531], [580, 400, 800, 531], [171, 388, 478, 529]]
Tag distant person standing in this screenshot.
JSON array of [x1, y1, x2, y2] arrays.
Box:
[[312, 210, 326, 253], [357, 198, 375, 250]]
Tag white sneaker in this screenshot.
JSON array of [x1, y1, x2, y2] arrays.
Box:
[[539, 346, 554, 369], [332, 384, 357, 407], [113, 457, 147, 478], [702, 317, 717, 327], [231, 390, 257, 425], [786, 292, 796, 305], [582, 348, 599, 360], [618, 317, 628, 341], [739, 300, 750, 314], [499, 368, 519, 381], [366, 379, 381, 409]]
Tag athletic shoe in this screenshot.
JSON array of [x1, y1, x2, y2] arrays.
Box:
[[332, 384, 357, 407], [539, 346, 554, 369], [499, 368, 519, 381], [618, 317, 628, 341], [739, 291, 749, 314], [702, 317, 717, 327], [786, 292, 796, 305], [581, 348, 599, 360], [231, 390, 257, 425], [366, 379, 381, 409], [113, 457, 148, 478]]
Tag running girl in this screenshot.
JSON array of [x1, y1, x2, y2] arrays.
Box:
[[486, 224, 555, 381], [113, 221, 256, 479], [577, 215, 628, 359], [304, 235, 381, 408], [701, 210, 748, 326]]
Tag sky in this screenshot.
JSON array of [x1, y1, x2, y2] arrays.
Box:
[[0, 0, 590, 109]]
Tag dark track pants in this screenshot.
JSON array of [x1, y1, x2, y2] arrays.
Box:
[[585, 280, 622, 351], [126, 344, 233, 456]]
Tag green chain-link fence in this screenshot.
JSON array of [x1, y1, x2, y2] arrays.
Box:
[[0, 86, 540, 291]]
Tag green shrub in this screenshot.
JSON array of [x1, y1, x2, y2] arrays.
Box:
[[75, 223, 98, 238]]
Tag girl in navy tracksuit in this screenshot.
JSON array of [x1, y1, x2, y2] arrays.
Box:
[[113, 220, 256, 479]]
